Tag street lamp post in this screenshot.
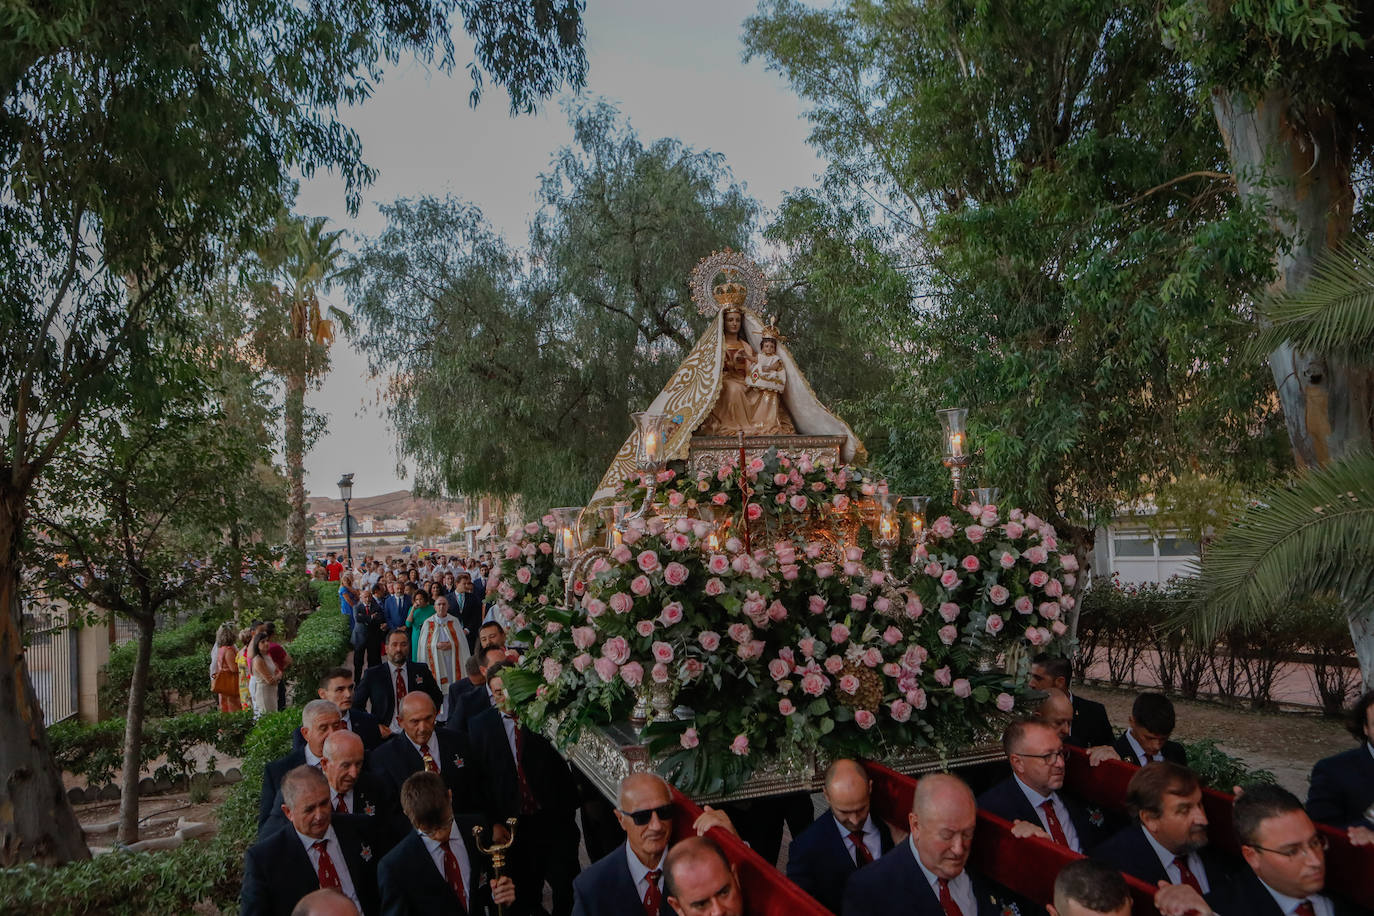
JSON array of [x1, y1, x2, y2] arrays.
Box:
[[337, 473, 355, 569]]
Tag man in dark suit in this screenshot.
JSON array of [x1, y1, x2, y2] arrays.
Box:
[[1031, 652, 1114, 749], [241, 765, 381, 916], [1094, 762, 1240, 912], [355, 628, 443, 733], [444, 645, 506, 737], [382, 581, 410, 635], [785, 758, 893, 913], [266, 730, 397, 845], [664, 836, 745, 916], [1114, 692, 1188, 768], [1307, 689, 1374, 836], [572, 772, 675, 916], [844, 773, 1011, 916], [472, 662, 580, 915], [377, 771, 517, 915], [368, 692, 486, 824], [1233, 783, 1370, 916], [977, 719, 1111, 853], [452, 572, 483, 654], [294, 667, 386, 752], [443, 655, 485, 730], [1047, 859, 1131, 916], [260, 700, 346, 833]]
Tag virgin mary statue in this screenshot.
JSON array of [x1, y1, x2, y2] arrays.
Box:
[[587, 262, 864, 511]]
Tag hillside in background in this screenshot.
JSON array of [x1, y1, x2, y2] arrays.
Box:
[[305, 490, 464, 519]]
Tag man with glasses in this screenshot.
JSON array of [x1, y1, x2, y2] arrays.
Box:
[[1233, 784, 1367, 916], [978, 719, 1111, 852], [572, 773, 739, 916]]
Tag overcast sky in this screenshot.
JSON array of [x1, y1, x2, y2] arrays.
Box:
[[299, 0, 825, 499]]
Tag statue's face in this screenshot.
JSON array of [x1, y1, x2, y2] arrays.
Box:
[[724, 310, 741, 334], [762, 340, 776, 355]]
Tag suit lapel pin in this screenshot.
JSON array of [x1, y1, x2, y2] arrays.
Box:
[[1000, 904, 1020, 916], [364, 802, 375, 816], [1088, 807, 1104, 827], [360, 844, 372, 862], [453, 755, 464, 768]]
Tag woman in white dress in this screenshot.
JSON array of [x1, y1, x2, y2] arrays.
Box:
[[247, 630, 279, 717]]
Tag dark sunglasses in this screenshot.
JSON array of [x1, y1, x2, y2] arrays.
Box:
[[623, 804, 675, 826]]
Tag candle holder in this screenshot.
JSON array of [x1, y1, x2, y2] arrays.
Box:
[[550, 507, 581, 560], [937, 407, 972, 505], [973, 487, 1000, 510], [900, 496, 931, 546], [599, 503, 630, 548], [868, 492, 901, 577], [623, 412, 673, 528]]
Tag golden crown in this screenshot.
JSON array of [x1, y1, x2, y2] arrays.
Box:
[[712, 270, 749, 307], [759, 315, 785, 342]]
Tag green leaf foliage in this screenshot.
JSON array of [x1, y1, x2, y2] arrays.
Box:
[[1250, 236, 1374, 360]]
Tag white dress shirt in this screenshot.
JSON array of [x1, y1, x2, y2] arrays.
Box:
[[1125, 728, 1163, 765], [625, 843, 667, 903], [294, 826, 360, 909], [420, 824, 472, 899], [1014, 774, 1082, 852], [911, 836, 976, 915], [1260, 881, 1333, 916], [304, 746, 323, 768], [1141, 825, 1210, 893], [833, 813, 881, 865]]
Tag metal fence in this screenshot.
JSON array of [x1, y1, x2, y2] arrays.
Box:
[[22, 601, 79, 726]]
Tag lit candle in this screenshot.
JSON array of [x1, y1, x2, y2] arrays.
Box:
[[951, 432, 964, 457], [613, 529, 623, 547], [880, 516, 893, 538], [645, 430, 658, 462], [708, 533, 720, 551], [910, 516, 924, 538], [562, 527, 573, 554]]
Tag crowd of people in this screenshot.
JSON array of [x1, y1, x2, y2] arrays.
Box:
[[236, 551, 1374, 916]]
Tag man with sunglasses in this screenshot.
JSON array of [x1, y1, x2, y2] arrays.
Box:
[[1233, 784, 1369, 916], [571, 773, 739, 916], [977, 719, 1111, 853]]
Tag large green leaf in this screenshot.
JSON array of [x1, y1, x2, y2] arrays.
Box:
[[1185, 453, 1374, 638], [1251, 237, 1374, 360]]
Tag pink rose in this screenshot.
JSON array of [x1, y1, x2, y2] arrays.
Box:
[[839, 674, 861, 695], [667, 490, 684, 508], [832, 494, 850, 511], [652, 641, 674, 664], [985, 614, 1005, 635], [660, 602, 684, 625], [651, 663, 670, 683], [873, 596, 891, 614], [824, 655, 845, 674], [815, 562, 836, 579], [964, 525, 986, 543], [602, 636, 631, 665], [988, 585, 1010, 606], [862, 647, 883, 668], [952, 678, 972, 698], [622, 526, 642, 545], [543, 658, 563, 682], [1025, 626, 1047, 646], [516, 566, 532, 584], [774, 473, 790, 486], [698, 630, 721, 652], [1044, 578, 1063, 597], [843, 561, 860, 577], [572, 626, 597, 650], [681, 727, 699, 749], [804, 541, 824, 559], [1004, 522, 1025, 540], [882, 626, 902, 645], [730, 734, 750, 756], [925, 561, 943, 578], [767, 600, 788, 622], [704, 577, 725, 596], [1025, 513, 1043, 530], [630, 575, 652, 597], [1051, 619, 1068, 636], [522, 544, 536, 558], [849, 594, 868, 612], [637, 550, 660, 572], [1063, 573, 1077, 590], [932, 516, 956, 538], [980, 508, 999, 527], [779, 698, 796, 715], [1029, 570, 1049, 588], [609, 592, 633, 614], [1025, 546, 1048, 565], [999, 551, 1017, 569], [1060, 553, 1080, 572], [742, 639, 766, 660], [801, 672, 827, 696], [746, 503, 763, 521], [961, 555, 980, 572], [768, 658, 790, 681], [905, 596, 924, 619], [789, 494, 808, 512], [1039, 601, 1061, 620], [636, 620, 655, 637], [711, 492, 729, 506], [611, 545, 633, 564], [908, 687, 929, 709], [855, 709, 877, 730], [728, 623, 751, 644], [1014, 596, 1034, 615], [594, 657, 618, 682], [889, 699, 913, 723], [525, 522, 541, 535], [798, 637, 817, 658], [572, 652, 593, 673], [584, 597, 607, 618], [830, 623, 851, 643], [708, 554, 729, 575], [782, 564, 799, 581], [683, 657, 704, 678], [620, 662, 644, 687], [996, 692, 1015, 713], [668, 533, 690, 552], [869, 569, 886, 587], [939, 602, 960, 622], [1061, 594, 1076, 610], [807, 595, 827, 616], [731, 555, 750, 574], [664, 562, 689, 586], [940, 569, 960, 589], [939, 624, 958, 645]]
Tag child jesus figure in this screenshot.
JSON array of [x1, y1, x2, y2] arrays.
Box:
[[746, 331, 788, 434]]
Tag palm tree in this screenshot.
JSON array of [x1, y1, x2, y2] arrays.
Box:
[[1190, 238, 1374, 689]]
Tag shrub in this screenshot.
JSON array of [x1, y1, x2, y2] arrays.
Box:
[[1184, 738, 1277, 790], [99, 609, 227, 717], [284, 584, 351, 702], [48, 711, 256, 788]]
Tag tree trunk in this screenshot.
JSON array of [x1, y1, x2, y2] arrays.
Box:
[[1213, 88, 1374, 685], [285, 364, 309, 633], [0, 485, 90, 864], [117, 616, 155, 845]]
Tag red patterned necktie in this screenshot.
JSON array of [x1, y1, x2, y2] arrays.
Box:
[[421, 745, 440, 774], [312, 839, 341, 890], [395, 666, 408, 705], [510, 718, 538, 814], [1039, 799, 1071, 847], [937, 877, 964, 916], [442, 840, 469, 909], [849, 831, 873, 865], [643, 868, 662, 916], [1173, 855, 1203, 894], [1296, 902, 1316, 916], [334, 794, 348, 814]]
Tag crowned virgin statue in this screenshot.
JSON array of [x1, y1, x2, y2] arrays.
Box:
[[588, 251, 864, 511]]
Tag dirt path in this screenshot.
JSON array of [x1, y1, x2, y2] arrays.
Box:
[[1076, 684, 1354, 795]]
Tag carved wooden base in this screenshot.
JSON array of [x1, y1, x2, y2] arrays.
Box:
[[686, 435, 846, 480]]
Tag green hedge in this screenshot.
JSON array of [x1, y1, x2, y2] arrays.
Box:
[[286, 582, 350, 699], [48, 711, 256, 789], [100, 611, 226, 718]]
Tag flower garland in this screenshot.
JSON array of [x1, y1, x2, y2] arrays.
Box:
[[493, 450, 1075, 793]]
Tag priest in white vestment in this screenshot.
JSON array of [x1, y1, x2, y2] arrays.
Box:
[[416, 595, 468, 719]]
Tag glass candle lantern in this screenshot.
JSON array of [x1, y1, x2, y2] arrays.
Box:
[[550, 507, 581, 559], [630, 412, 673, 470], [937, 407, 969, 460], [900, 496, 931, 542]]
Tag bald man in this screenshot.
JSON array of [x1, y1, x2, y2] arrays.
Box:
[[664, 836, 745, 916], [290, 889, 360, 916], [259, 700, 345, 833], [786, 759, 894, 913], [844, 773, 1012, 916], [367, 692, 485, 823], [573, 773, 677, 916]]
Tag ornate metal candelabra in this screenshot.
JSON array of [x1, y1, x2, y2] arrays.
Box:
[[938, 407, 972, 505], [622, 412, 673, 528]]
